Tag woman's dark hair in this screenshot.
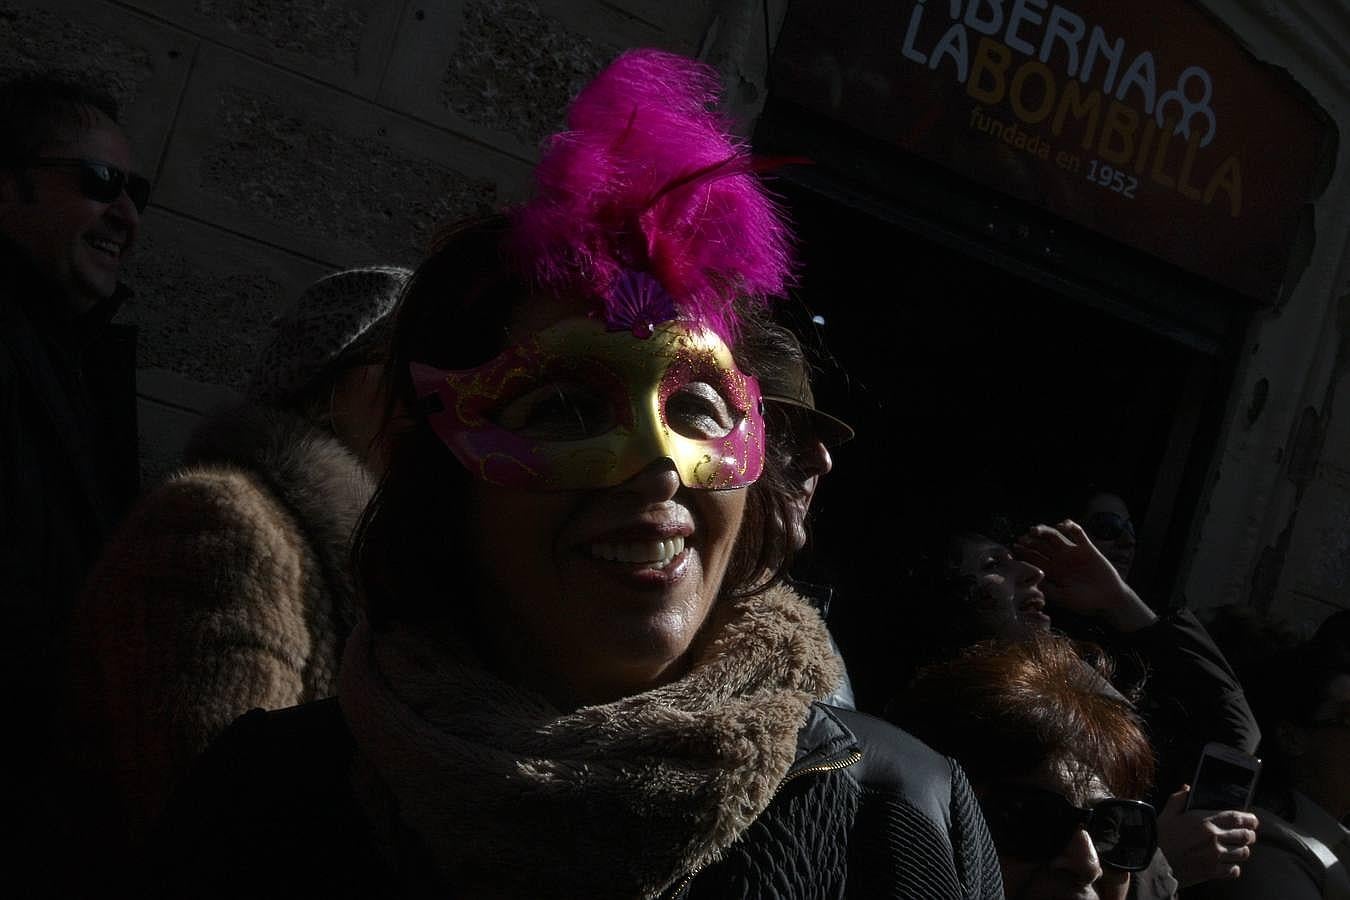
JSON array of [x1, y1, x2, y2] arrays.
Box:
[[891, 635, 1156, 800], [352, 215, 797, 628], [0, 73, 120, 166]]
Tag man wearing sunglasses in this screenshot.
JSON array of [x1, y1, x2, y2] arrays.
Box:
[[0, 72, 145, 868]]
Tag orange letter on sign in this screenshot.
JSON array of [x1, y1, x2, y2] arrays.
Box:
[[1098, 100, 1138, 165], [968, 37, 1012, 105]]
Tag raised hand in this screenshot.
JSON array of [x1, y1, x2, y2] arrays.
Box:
[[1014, 520, 1157, 632]]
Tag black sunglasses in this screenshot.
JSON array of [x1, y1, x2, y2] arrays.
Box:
[[1083, 511, 1135, 543], [28, 157, 151, 213], [980, 784, 1158, 872]]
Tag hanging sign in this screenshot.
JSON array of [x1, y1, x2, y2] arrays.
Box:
[[771, 0, 1331, 300]]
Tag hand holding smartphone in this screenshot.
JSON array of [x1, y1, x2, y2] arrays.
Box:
[[1185, 741, 1262, 812]]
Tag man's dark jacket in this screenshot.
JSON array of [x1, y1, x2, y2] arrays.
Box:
[[0, 234, 138, 817]]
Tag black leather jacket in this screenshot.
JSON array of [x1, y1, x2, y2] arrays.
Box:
[[680, 703, 1004, 898]]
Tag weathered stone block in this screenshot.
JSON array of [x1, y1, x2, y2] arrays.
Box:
[[153, 44, 528, 266], [380, 0, 699, 160], [0, 0, 194, 173], [441, 0, 615, 146], [120, 0, 405, 98], [120, 208, 331, 392]]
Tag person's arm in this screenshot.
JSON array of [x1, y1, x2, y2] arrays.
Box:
[[1121, 607, 1260, 756], [70, 468, 317, 840], [1014, 521, 1259, 762], [947, 760, 1007, 899], [842, 739, 1005, 899]]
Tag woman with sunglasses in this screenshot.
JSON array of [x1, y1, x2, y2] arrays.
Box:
[[150, 50, 1003, 899], [1078, 491, 1137, 581], [892, 634, 1163, 900], [1013, 514, 1261, 890]]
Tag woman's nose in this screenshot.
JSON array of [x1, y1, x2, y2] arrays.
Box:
[[1052, 827, 1103, 886], [619, 457, 681, 503]]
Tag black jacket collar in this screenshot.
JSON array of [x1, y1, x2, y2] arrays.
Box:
[[790, 703, 862, 775]]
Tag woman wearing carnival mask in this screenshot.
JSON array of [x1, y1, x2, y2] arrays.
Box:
[[151, 50, 1002, 899]]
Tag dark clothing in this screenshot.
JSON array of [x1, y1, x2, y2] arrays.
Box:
[[1101, 609, 1260, 800], [62, 404, 373, 893], [0, 235, 138, 625], [155, 700, 1003, 899], [0, 235, 138, 870], [686, 704, 1003, 899]]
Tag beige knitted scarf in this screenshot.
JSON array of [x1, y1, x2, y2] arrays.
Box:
[[337, 583, 841, 899]]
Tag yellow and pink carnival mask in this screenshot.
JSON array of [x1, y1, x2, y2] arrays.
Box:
[[411, 278, 764, 491]]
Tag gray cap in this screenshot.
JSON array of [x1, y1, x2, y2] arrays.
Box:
[[246, 266, 413, 407]]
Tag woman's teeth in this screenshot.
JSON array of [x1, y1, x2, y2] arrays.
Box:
[[590, 536, 686, 567]]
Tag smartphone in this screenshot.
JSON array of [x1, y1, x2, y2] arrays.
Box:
[[1186, 742, 1262, 812]]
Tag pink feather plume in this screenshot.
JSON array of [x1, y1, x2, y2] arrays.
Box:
[[510, 48, 794, 340]]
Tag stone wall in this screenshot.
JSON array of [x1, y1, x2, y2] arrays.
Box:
[[1181, 0, 1350, 634]]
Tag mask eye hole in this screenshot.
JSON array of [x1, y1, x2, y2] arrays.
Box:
[[667, 381, 736, 439], [495, 380, 617, 440]]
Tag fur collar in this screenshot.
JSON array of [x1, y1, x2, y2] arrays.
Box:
[[338, 582, 842, 899], [184, 403, 376, 622]]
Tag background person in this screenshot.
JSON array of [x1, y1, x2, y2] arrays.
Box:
[[893, 634, 1163, 900], [152, 50, 1002, 899], [64, 266, 408, 877], [1191, 623, 1350, 900], [1078, 489, 1137, 581], [0, 71, 146, 865], [893, 506, 1260, 892], [1014, 517, 1261, 892], [750, 316, 857, 708]]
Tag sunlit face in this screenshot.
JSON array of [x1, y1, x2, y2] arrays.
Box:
[[462, 300, 752, 708], [994, 761, 1132, 900], [1082, 493, 1136, 579], [956, 534, 1050, 640], [0, 109, 140, 313], [766, 403, 833, 553]]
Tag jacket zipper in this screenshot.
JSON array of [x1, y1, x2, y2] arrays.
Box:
[[774, 749, 864, 795], [663, 749, 864, 898]]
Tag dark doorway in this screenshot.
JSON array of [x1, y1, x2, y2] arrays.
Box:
[[774, 178, 1242, 712]]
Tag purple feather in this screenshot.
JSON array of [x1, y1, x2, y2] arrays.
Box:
[[510, 49, 794, 341]]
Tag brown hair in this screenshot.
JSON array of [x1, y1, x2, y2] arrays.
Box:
[[352, 216, 797, 629], [890, 635, 1155, 799]]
